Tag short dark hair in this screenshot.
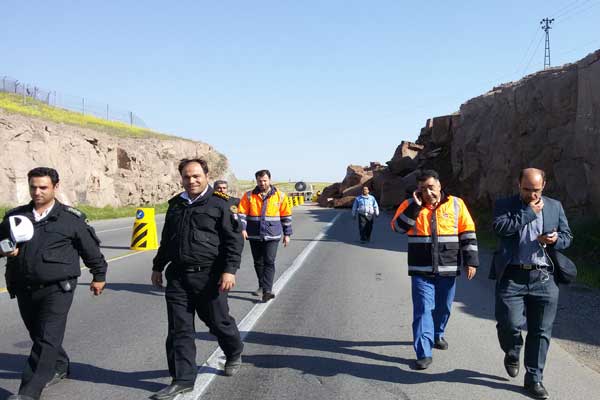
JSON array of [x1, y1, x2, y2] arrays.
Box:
[[255, 169, 271, 179], [416, 169, 439, 183], [27, 167, 59, 186], [213, 180, 227, 187], [178, 158, 209, 175]]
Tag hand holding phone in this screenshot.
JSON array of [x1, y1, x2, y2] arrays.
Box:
[[412, 190, 423, 206], [538, 230, 558, 245]]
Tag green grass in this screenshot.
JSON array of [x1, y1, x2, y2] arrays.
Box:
[[237, 180, 331, 194], [78, 203, 169, 220], [0, 92, 182, 140], [472, 208, 600, 289], [1, 203, 169, 221]]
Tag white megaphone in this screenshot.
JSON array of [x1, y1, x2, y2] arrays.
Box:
[[0, 215, 34, 253]]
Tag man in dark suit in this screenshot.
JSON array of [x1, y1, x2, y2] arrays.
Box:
[[491, 168, 573, 399]]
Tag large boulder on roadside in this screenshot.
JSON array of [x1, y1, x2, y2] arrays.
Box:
[[333, 196, 356, 208], [342, 178, 374, 197], [386, 141, 424, 175], [379, 170, 419, 209], [340, 165, 372, 192], [317, 182, 342, 207]]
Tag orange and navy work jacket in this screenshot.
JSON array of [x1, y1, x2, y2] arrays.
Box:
[[390, 194, 479, 276], [238, 186, 293, 241]]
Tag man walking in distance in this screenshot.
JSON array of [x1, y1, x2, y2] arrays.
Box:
[[351, 186, 379, 243], [391, 169, 478, 370], [214, 179, 239, 206], [1, 167, 107, 400], [491, 168, 573, 399], [237, 169, 292, 302], [150, 158, 244, 400]]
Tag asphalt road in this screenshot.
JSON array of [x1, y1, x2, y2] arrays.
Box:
[[1, 206, 599, 400]]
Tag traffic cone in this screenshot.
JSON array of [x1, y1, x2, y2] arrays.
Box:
[[130, 207, 159, 250]]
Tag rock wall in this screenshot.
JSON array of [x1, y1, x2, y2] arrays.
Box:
[[0, 110, 233, 207], [424, 49, 600, 217], [320, 49, 600, 217]]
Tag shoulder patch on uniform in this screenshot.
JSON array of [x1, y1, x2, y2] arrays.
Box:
[[213, 191, 230, 201], [5, 206, 22, 216], [65, 206, 86, 219], [230, 205, 238, 214]]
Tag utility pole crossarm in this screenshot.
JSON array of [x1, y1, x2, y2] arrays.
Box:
[[540, 18, 554, 69]]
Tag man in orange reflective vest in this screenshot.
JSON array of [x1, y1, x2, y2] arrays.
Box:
[[238, 169, 292, 302], [391, 169, 479, 370]]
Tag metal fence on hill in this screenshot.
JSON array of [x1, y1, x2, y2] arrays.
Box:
[[0, 75, 147, 127]]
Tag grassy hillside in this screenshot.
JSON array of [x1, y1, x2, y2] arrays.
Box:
[[0, 92, 181, 140], [0, 203, 169, 221], [237, 180, 331, 194]]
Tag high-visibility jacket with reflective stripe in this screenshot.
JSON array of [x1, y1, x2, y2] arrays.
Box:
[[238, 186, 293, 241], [390, 194, 479, 276]]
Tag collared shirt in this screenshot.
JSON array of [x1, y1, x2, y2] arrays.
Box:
[[513, 205, 549, 266], [180, 185, 209, 204], [352, 194, 379, 217], [33, 201, 55, 222]]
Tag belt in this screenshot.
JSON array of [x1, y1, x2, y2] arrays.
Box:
[[23, 279, 74, 291], [180, 265, 210, 273], [510, 264, 548, 271]]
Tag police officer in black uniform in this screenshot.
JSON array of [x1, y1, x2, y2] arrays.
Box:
[[0, 167, 107, 400], [150, 158, 244, 400]]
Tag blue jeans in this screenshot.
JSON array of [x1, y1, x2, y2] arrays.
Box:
[[411, 275, 457, 359], [495, 268, 559, 384]]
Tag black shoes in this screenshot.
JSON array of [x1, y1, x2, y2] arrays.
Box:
[[150, 382, 194, 400], [414, 357, 432, 370], [7, 395, 38, 400], [45, 369, 69, 388], [524, 382, 549, 399], [224, 355, 242, 376], [262, 292, 275, 303], [434, 337, 448, 350], [252, 287, 263, 297], [504, 354, 520, 378]]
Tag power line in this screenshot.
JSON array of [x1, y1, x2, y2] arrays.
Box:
[[551, 0, 589, 18], [556, 0, 600, 22], [522, 33, 545, 75]]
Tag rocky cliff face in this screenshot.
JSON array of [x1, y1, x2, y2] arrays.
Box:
[[0, 110, 232, 207], [320, 49, 600, 217]]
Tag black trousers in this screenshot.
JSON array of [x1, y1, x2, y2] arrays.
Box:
[[165, 266, 243, 384], [249, 239, 279, 293], [15, 281, 75, 399], [495, 268, 559, 384], [358, 214, 374, 241]]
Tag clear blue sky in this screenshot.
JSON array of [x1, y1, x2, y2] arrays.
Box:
[[2, 1, 599, 182]]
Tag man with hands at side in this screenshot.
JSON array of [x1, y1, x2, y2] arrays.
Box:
[[150, 158, 244, 400]]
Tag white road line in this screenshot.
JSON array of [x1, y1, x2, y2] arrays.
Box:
[[95, 226, 131, 234], [182, 211, 342, 400]]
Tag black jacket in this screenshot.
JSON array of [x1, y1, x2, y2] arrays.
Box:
[[152, 187, 244, 274], [3, 201, 108, 289]]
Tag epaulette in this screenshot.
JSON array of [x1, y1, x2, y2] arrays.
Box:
[[213, 191, 230, 201], [4, 205, 27, 217], [65, 206, 87, 220]]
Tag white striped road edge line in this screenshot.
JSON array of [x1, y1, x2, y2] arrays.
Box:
[[180, 211, 342, 400]]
